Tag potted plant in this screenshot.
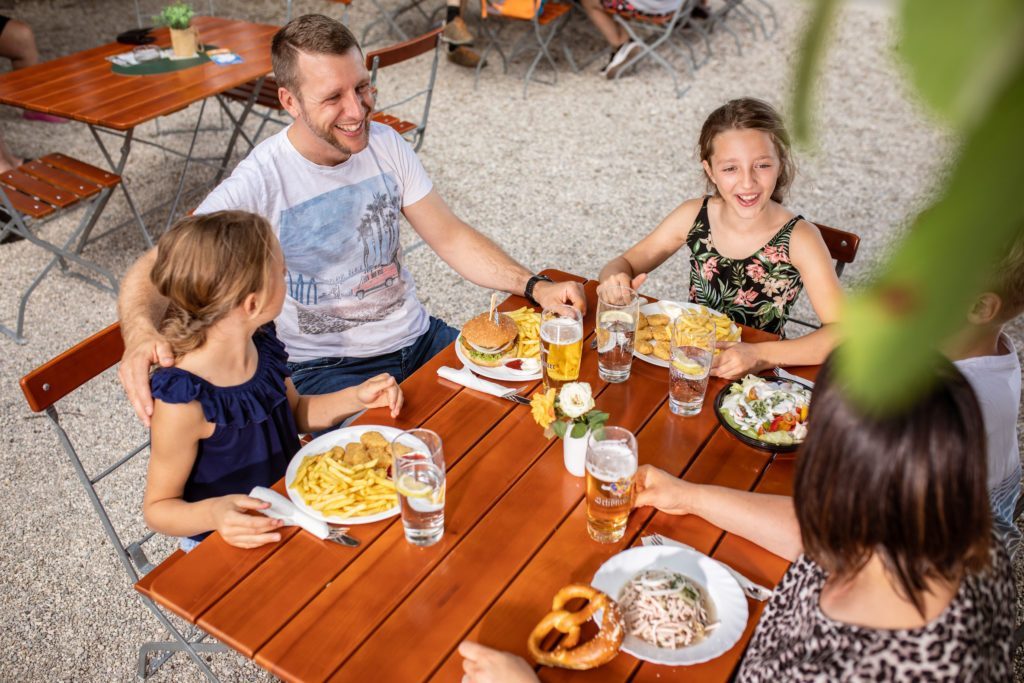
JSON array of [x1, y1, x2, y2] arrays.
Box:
[[530, 382, 609, 477], [155, 2, 198, 58]]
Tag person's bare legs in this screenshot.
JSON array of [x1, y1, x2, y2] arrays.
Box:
[[0, 18, 39, 69], [580, 0, 628, 48], [444, 0, 483, 68], [0, 135, 22, 174]]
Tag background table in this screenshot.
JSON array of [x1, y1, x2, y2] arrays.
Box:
[[0, 16, 278, 240], [139, 269, 817, 682]]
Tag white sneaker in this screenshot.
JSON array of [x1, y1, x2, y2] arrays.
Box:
[[603, 41, 643, 80]]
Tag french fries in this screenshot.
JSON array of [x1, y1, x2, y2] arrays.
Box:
[[506, 306, 541, 359], [289, 431, 400, 519], [637, 305, 741, 358]]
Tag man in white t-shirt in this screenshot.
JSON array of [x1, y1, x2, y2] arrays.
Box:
[[946, 237, 1024, 559], [117, 14, 585, 425]]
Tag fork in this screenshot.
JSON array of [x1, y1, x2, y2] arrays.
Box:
[[645, 533, 774, 601]]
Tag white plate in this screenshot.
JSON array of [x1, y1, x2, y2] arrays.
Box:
[[285, 425, 423, 525], [633, 301, 741, 368], [592, 545, 749, 666], [454, 336, 543, 381]]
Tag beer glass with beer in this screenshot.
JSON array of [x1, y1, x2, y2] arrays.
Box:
[[596, 285, 639, 383], [585, 426, 638, 543], [540, 305, 583, 390]]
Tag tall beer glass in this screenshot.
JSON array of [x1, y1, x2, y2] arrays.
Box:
[[585, 426, 638, 543], [540, 305, 583, 390]]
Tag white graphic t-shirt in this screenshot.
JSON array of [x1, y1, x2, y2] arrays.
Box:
[[196, 123, 433, 362]]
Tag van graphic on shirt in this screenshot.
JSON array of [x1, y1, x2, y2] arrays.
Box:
[[278, 174, 405, 335]]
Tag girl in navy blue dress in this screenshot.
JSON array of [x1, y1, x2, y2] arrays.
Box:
[[143, 211, 403, 550]]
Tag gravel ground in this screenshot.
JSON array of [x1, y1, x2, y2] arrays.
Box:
[[1, 0, 1021, 680]]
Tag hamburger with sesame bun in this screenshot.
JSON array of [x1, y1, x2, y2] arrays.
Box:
[[460, 312, 519, 367]]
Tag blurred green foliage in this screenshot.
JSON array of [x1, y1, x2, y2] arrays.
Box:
[[792, 0, 1024, 409]]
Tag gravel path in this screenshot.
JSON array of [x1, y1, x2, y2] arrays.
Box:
[[1, 0, 1019, 680]]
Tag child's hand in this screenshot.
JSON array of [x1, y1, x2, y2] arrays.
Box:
[[458, 641, 538, 683], [711, 341, 767, 379], [356, 373, 404, 417], [598, 272, 647, 296], [210, 495, 285, 549]]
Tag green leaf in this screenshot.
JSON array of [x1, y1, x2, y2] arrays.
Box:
[[551, 420, 567, 439], [899, 0, 1024, 127], [570, 422, 589, 439], [791, 0, 840, 145], [837, 61, 1024, 410]]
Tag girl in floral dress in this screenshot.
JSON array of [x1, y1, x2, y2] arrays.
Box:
[[598, 98, 843, 379]]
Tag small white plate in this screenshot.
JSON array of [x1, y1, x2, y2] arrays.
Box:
[[592, 545, 749, 666], [633, 301, 741, 368], [285, 425, 423, 525], [454, 337, 543, 381]]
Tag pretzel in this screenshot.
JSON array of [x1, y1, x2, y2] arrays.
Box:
[[527, 584, 625, 670]]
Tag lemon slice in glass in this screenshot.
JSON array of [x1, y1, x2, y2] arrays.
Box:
[[396, 474, 432, 499], [672, 358, 706, 377]]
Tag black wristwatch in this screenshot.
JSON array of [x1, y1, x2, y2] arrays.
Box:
[[524, 274, 553, 307]]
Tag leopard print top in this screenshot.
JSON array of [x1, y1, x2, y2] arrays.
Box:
[[737, 539, 1014, 681]]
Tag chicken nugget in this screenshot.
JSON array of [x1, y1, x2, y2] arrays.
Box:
[[636, 340, 655, 356], [368, 444, 392, 469], [637, 326, 655, 341], [391, 442, 414, 457], [360, 430, 389, 449], [344, 442, 369, 465], [646, 313, 670, 327], [653, 341, 671, 360], [652, 326, 671, 342], [637, 312, 649, 330]]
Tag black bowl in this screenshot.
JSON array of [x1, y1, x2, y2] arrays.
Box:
[[713, 374, 813, 454]]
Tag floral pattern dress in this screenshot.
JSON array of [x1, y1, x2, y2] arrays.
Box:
[[687, 196, 803, 335]]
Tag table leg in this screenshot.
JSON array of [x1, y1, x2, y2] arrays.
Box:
[[211, 75, 266, 187], [89, 125, 153, 248]]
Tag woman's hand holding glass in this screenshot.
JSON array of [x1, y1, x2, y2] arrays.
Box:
[[634, 464, 699, 516]]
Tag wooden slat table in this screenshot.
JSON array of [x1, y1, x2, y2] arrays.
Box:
[[141, 269, 817, 682], [0, 16, 279, 243]]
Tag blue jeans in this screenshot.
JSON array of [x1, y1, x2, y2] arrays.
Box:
[[288, 316, 459, 397]]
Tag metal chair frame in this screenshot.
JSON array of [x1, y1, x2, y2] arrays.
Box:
[[605, 0, 700, 97], [19, 323, 227, 681], [475, 1, 574, 98], [367, 26, 444, 152]]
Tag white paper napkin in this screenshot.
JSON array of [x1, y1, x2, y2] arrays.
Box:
[[437, 366, 513, 398]]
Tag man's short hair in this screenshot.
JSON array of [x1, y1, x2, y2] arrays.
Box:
[[271, 14, 360, 96]]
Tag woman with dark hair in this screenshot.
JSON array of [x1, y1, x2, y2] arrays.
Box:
[[458, 355, 1014, 681], [634, 356, 1014, 680]]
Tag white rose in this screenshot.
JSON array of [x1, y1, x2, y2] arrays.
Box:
[[558, 382, 594, 419]]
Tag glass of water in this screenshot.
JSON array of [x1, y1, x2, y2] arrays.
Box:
[[668, 309, 715, 416], [392, 429, 445, 547], [596, 285, 639, 383]]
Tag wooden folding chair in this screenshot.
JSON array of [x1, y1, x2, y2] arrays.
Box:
[[604, 0, 699, 97], [0, 155, 127, 344], [365, 26, 444, 152], [19, 323, 227, 681], [787, 222, 860, 331], [475, 0, 574, 98]]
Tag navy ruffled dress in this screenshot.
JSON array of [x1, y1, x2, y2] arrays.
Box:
[[150, 324, 300, 542]]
